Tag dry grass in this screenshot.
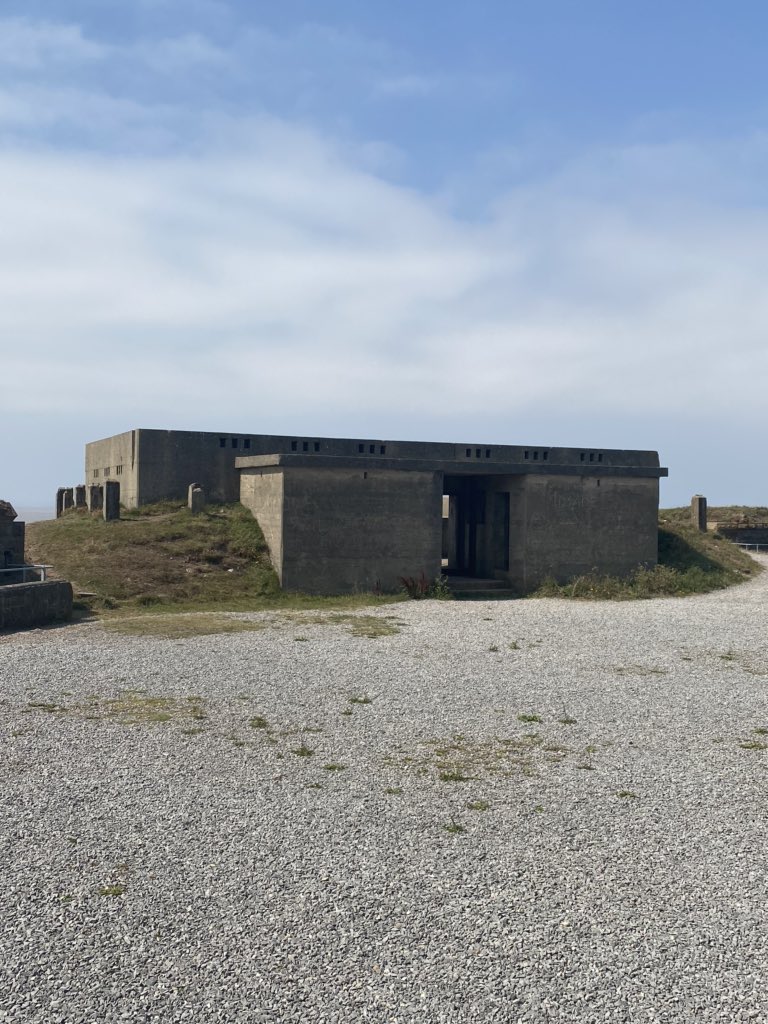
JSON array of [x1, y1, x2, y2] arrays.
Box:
[[102, 614, 268, 639], [26, 503, 405, 614]]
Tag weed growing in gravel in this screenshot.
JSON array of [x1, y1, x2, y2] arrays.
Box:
[[322, 763, 347, 771], [508, 640, 520, 650], [292, 744, 315, 757], [754, 727, 768, 736], [517, 713, 543, 724], [340, 709, 353, 716], [533, 805, 544, 813], [466, 799, 490, 811], [616, 790, 637, 798], [488, 644, 499, 652], [98, 884, 126, 897], [294, 636, 309, 642], [349, 695, 373, 705], [439, 768, 473, 782], [384, 787, 402, 795], [249, 715, 269, 729], [443, 819, 466, 834], [181, 727, 205, 736], [738, 739, 767, 751]]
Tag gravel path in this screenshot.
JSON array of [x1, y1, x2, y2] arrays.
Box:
[[1, 561, 767, 1023]]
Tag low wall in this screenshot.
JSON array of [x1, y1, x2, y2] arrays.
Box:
[[717, 527, 768, 545], [0, 581, 73, 632]]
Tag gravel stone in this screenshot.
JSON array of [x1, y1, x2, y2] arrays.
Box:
[[1, 560, 768, 1022]]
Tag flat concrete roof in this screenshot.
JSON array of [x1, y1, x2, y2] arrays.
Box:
[[235, 454, 669, 478]]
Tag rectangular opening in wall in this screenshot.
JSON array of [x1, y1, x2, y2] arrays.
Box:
[[589, 453, 594, 462], [542, 451, 548, 461], [243, 439, 251, 450], [485, 449, 491, 458], [231, 438, 239, 448], [116, 465, 123, 475], [104, 468, 110, 476], [466, 449, 472, 458], [533, 451, 538, 461], [524, 451, 529, 460], [219, 438, 226, 448], [598, 453, 603, 463], [358, 443, 365, 453], [291, 440, 298, 451], [302, 441, 309, 452], [314, 442, 320, 452], [580, 452, 585, 462], [369, 444, 375, 454], [380, 445, 386, 455]]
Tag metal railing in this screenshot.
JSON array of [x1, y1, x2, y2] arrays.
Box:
[[735, 544, 768, 553], [0, 564, 53, 583]]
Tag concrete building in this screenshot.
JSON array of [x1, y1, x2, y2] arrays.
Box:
[[84, 428, 668, 595]]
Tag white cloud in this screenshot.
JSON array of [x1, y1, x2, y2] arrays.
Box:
[[1, 125, 768, 439]]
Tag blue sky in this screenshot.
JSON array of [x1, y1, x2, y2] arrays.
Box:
[[2, 1, 768, 507]]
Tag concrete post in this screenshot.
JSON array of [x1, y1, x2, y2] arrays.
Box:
[[74, 485, 87, 509], [88, 485, 103, 512], [188, 483, 206, 514], [62, 488, 74, 512], [103, 480, 120, 521], [691, 494, 707, 532], [56, 488, 65, 518]]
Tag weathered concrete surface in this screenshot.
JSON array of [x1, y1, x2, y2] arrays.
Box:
[[0, 516, 24, 573], [187, 483, 206, 514], [240, 465, 442, 594], [717, 526, 768, 546], [103, 481, 120, 522], [86, 428, 666, 509], [691, 494, 707, 532], [74, 485, 87, 509], [0, 581, 72, 631]]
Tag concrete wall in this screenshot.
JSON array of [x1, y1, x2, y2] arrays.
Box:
[[84, 430, 137, 506], [516, 475, 659, 588], [241, 466, 443, 594], [86, 428, 665, 509], [0, 581, 73, 631], [0, 520, 25, 569], [239, 468, 285, 575]]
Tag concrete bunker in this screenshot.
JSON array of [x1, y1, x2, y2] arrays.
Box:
[[83, 429, 667, 596]]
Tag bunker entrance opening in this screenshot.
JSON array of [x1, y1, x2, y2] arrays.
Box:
[[442, 475, 514, 580]]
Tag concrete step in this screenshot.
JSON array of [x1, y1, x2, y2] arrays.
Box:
[[446, 576, 516, 600]]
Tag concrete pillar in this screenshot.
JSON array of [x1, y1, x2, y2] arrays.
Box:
[[62, 488, 74, 512], [188, 482, 206, 514], [691, 494, 707, 532], [74, 485, 87, 509], [88, 485, 103, 512], [56, 488, 65, 518], [103, 480, 120, 521]]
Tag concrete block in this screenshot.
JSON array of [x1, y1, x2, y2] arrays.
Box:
[[103, 481, 120, 521], [0, 581, 73, 631], [188, 483, 206, 514], [74, 485, 87, 509], [88, 485, 103, 512], [691, 494, 707, 532]]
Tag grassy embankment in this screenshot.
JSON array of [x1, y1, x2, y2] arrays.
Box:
[[26, 503, 762, 620], [26, 502, 403, 617]]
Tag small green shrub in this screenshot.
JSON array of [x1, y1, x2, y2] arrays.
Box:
[[400, 572, 453, 600]]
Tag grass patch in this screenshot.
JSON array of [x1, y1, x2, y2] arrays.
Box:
[[349, 695, 373, 705], [292, 744, 315, 757], [466, 799, 490, 811], [98, 884, 126, 897], [102, 614, 268, 639], [322, 763, 347, 772], [248, 715, 269, 730], [517, 713, 542, 724], [438, 767, 473, 782]]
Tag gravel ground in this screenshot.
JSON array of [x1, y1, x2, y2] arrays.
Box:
[[1, 561, 767, 1024]]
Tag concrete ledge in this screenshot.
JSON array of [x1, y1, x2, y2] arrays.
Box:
[[0, 581, 73, 632], [235, 454, 669, 479]]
